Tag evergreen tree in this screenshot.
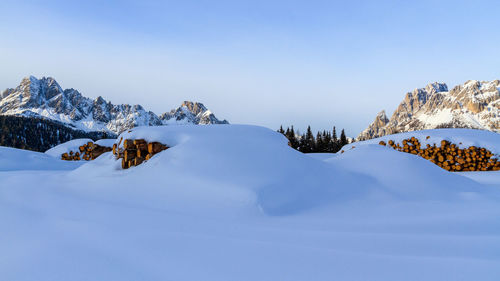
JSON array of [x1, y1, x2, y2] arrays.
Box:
[[277, 124, 350, 154], [0, 115, 114, 152], [340, 129, 348, 147], [316, 132, 324, 152], [278, 125, 285, 135], [305, 126, 315, 152], [288, 126, 299, 149]]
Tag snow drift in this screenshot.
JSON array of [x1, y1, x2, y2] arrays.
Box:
[[1, 125, 500, 280], [0, 146, 82, 171], [351, 128, 500, 155]]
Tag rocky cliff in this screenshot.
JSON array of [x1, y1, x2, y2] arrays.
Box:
[[358, 80, 500, 140]]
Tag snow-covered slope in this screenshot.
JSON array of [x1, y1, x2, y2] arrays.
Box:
[[1, 125, 500, 280], [45, 138, 116, 160], [0, 146, 83, 171], [358, 80, 500, 140], [0, 76, 228, 135], [45, 138, 94, 158]]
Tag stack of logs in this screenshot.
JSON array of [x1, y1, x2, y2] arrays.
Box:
[[378, 137, 500, 172], [113, 138, 168, 169], [61, 142, 112, 161]]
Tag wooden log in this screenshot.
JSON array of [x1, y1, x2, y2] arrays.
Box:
[[79, 145, 85, 152], [90, 145, 113, 160], [124, 149, 137, 161], [136, 143, 147, 151], [137, 149, 148, 158], [379, 141, 386, 146], [438, 155, 444, 162], [134, 139, 147, 145], [148, 142, 158, 154], [134, 157, 144, 166], [121, 158, 128, 169], [123, 139, 134, 149]]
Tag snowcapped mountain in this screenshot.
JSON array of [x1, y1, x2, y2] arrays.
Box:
[[357, 80, 500, 140], [160, 101, 228, 125], [0, 76, 228, 134]]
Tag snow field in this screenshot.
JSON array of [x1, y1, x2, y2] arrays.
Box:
[[1, 125, 500, 280]]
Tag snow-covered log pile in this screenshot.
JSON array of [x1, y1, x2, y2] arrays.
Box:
[[378, 137, 500, 171], [350, 129, 500, 172], [113, 138, 168, 169], [61, 141, 112, 161]]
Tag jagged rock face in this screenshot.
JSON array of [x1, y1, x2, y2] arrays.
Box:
[[358, 80, 500, 140], [0, 76, 229, 134], [159, 101, 229, 125], [360, 110, 390, 139]]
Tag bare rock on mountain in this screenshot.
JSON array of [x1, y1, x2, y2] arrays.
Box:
[[159, 101, 228, 125], [0, 76, 229, 134], [358, 80, 500, 140]]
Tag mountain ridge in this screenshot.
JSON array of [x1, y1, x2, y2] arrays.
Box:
[[0, 76, 229, 134], [357, 79, 500, 140]]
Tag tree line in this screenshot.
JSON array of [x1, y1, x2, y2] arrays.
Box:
[[0, 115, 114, 152], [278, 125, 349, 153]]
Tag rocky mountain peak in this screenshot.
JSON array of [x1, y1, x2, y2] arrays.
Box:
[[160, 100, 228, 125], [424, 82, 448, 94], [181, 101, 207, 115], [0, 76, 229, 134], [357, 79, 500, 140], [375, 110, 389, 124]]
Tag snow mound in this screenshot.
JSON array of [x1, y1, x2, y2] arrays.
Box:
[[45, 138, 94, 158], [73, 125, 491, 215], [45, 138, 116, 159], [95, 139, 117, 147], [75, 125, 373, 215], [0, 146, 82, 171], [350, 128, 500, 155], [328, 144, 488, 200], [2, 125, 500, 280]]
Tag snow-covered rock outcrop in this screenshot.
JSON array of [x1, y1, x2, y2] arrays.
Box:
[[358, 80, 500, 140], [0, 76, 228, 134]]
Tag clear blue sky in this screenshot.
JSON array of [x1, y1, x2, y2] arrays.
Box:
[[1, 0, 500, 136]]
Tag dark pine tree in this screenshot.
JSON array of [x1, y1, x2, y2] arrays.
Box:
[[278, 125, 285, 135], [340, 129, 348, 147], [305, 126, 315, 152], [288, 126, 299, 149]]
